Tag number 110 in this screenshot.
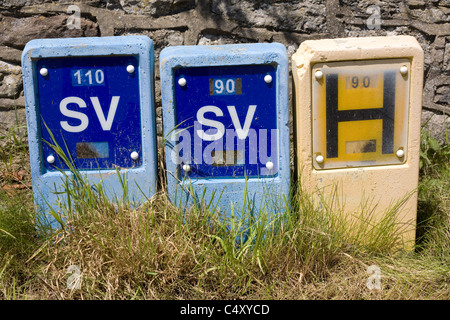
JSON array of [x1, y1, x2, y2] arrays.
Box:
[[73, 69, 104, 85]]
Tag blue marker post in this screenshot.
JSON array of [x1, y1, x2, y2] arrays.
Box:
[[22, 36, 157, 229], [160, 43, 290, 229]]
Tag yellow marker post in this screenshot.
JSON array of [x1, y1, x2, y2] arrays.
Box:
[[292, 36, 424, 249]]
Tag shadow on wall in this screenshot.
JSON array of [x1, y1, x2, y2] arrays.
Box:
[[200, 0, 327, 43]]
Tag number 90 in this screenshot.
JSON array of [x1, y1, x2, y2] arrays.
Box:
[[215, 79, 236, 94], [351, 76, 371, 88]]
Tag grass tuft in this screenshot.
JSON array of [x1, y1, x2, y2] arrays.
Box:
[[0, 122, 448, 299]]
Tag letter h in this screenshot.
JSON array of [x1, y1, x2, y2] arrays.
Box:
[[325, 71, 396, 159]]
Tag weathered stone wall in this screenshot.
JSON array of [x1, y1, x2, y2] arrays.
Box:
[[0, 0, 449, 146]]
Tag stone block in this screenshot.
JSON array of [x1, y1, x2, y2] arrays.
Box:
[[0, 14, 99, 49], [0, 60, 22, 99], [0, 73, 22, 99], [434, 84, 450, 105], [119, 0, 196, 17], [444, 41, 450, 72], [211, 0, 326, 33], [0, 46, 22, 64], [421, 110, 450, 145]]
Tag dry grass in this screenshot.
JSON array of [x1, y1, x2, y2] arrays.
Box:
[[0, 125, 449, 300]]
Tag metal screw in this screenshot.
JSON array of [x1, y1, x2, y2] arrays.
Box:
[[316, 154, 324, 164], [47, 155, 55, 164], [40, 68, 48, 77], [182, 164, 191, 172], [178, 78, 187, 87], [131, 151, 139, 160], [266, 161, 274, 171], [396, 149, 404, 158], [127, 65, 135, 74], [315, 70, 323, 80], [264, 74, 272, 84], [399, 66, 408, 76]]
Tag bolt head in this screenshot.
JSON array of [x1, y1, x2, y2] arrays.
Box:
[[316, 155, 324, 164], [40, 68, 48, 77], [131, 151, 139, 160], [47, 155, 55, 164], [264, 74, 272, 84], [182, 164, 191, 172], [266, 161, 274, 170], [396, 149, 404, 158], [400, 66, 408, 75], [127, 65, 135, 74], [315, 70, 323, 80], [178, 78, 187, 87]]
